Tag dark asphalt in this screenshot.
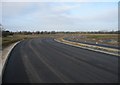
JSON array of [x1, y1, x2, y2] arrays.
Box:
[[2, 38, 118, 83]]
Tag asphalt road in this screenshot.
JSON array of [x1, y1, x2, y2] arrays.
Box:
[[2, 38, 118, 83]]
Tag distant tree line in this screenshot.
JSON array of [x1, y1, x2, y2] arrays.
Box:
[[14, 30, 120, 34], [1, 30, 120, 37], [2, 30, 14, 37], [14, 31, 56, 35], [1, 23, 119, 37], [79, 30, 120, 34]]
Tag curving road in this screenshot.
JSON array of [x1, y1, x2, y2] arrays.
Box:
[[2, 38, 118, 83]]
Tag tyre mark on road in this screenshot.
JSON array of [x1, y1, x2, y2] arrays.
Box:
[[28, 39, 74, 83], [43, 39, 118, 75], [33, 39, 114, 82], [20, 40, 42, 83]]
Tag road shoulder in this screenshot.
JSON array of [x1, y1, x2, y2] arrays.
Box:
[[54, 38, 119, 57]]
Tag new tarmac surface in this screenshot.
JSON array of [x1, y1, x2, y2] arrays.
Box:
[[2, 38, 118, 83]]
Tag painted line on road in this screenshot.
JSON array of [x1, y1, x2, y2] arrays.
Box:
[[54, 39, 119, 57]]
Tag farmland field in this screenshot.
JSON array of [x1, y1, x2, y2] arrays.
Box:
[[64, 34, 119, 47]]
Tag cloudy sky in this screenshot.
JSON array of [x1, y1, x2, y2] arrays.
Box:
[[1, 0, 119, 32]]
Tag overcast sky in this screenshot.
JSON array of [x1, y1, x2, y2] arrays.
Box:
[[1, 0, 119, 32]]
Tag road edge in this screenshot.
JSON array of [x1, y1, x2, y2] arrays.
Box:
[[0, 41, 20, 84], [54, 39, 119, 57]]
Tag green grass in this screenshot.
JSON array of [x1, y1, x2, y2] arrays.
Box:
[[84, 34, 118, 39], [65, 34, 119, 46]]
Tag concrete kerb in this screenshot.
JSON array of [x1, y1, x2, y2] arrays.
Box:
[[0, 41, 20, 84], [54, 39, 119, 57]]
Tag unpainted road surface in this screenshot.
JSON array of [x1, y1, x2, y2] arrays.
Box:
[[2, 38, 118, 83]]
